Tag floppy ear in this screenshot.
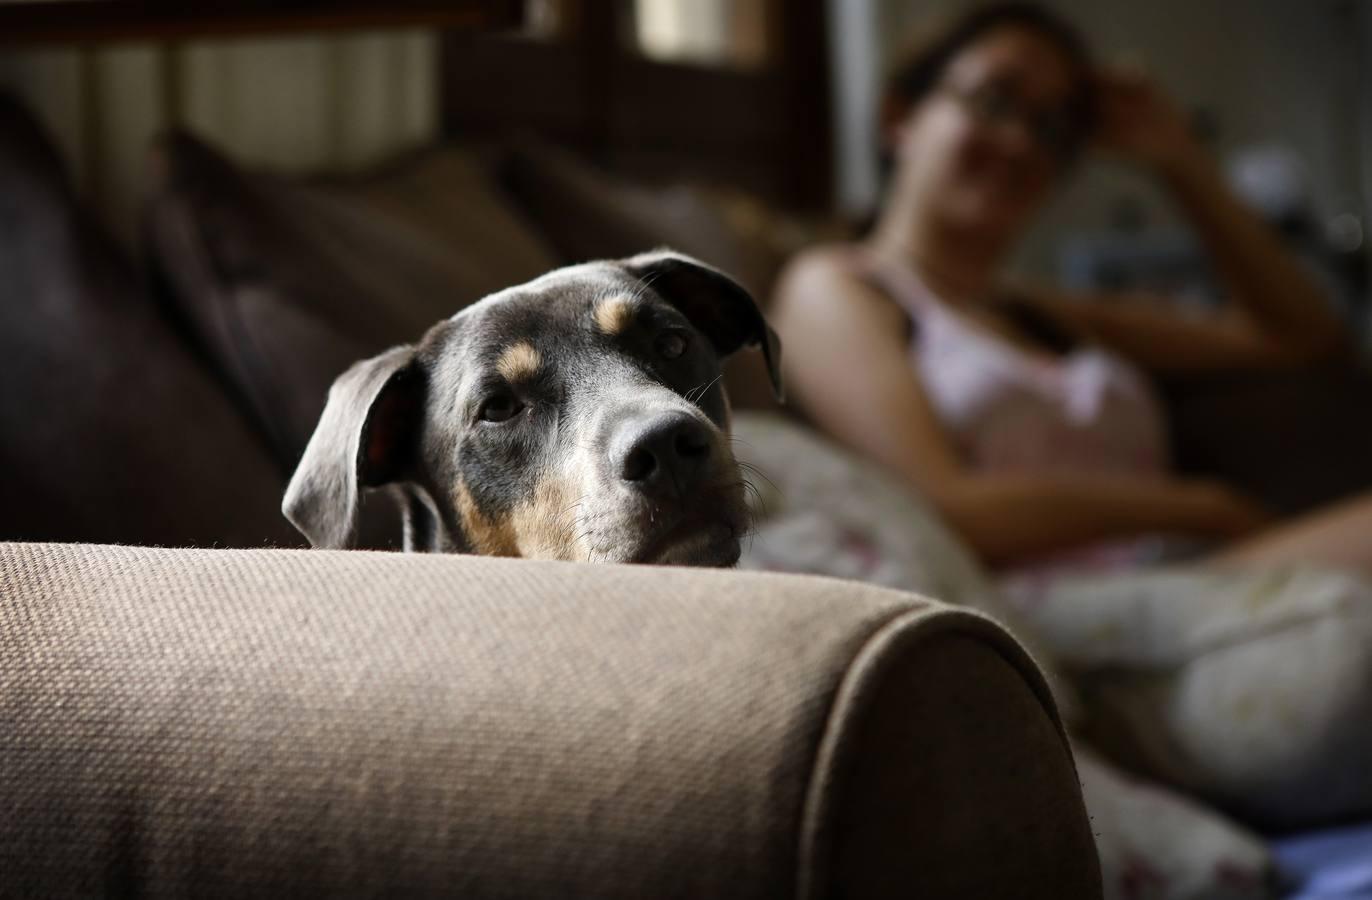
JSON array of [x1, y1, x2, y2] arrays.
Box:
[[622, 249, 784, 402], [283, 345, 425, 548]]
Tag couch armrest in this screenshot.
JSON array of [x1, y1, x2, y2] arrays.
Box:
[[0, 543, 1099, 898]]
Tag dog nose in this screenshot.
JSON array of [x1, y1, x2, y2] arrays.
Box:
[[616, 413, 714, 495]]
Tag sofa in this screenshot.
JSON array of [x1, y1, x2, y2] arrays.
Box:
[[0, 92, 1105, 896], [1, 541, 1102, 897]]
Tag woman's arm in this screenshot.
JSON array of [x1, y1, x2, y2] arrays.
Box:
[[1017, 72, 1347, 373], [772, 251, 1271, 565], [1013, 284, 1325, 372]]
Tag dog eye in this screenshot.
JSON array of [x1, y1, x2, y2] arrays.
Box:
[[478, 394, 524, 423], [655, 329, 689, 360]]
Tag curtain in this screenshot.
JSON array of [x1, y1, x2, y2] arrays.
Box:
[[0, 31, 438, 241]]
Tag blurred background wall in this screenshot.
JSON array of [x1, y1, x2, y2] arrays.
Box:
[[2, 0, 1367, 299]]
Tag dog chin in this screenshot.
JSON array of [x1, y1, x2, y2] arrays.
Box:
[[632, 521, 741, 568], [653, 526, 741, 567]]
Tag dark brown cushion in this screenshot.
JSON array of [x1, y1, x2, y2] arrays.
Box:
[[0, 94, 298, 548], [146, 133, 560, 469], [496, 141, 786, 301], [1160, 364, 1372, 515]]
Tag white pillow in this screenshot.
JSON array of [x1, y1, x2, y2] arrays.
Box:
[[1010, 565, 1372, 829]]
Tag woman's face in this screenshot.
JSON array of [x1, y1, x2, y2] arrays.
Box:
[[891, 26, 1085, 241]]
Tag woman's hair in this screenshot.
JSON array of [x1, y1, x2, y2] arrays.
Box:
[[882, 2, 1099, 163]]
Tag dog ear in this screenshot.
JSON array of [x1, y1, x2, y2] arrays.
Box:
[[283, 345, 425, 548], [622, 249, 784, 402]]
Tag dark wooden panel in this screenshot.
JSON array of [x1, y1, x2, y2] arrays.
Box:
[[608, 60, 786, 147], [773, 0, 832, 208], [440, 37, 597, 149], [438, 0, 833, 210], [0, 0, 522, 45], [603, 60, 791, 197]]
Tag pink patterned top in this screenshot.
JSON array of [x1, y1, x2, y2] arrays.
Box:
[[852, 250, 1181, 580]]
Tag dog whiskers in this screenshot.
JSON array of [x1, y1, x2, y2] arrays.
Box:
[[736, 460, 779, 495], [684, 373, 725, 405], [741, 481, 766, 512]]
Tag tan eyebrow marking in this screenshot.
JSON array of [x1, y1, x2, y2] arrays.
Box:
[[496, 342, 541, 383], [594, 295, 639, 336]]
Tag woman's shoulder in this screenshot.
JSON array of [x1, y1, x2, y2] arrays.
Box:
[[781, 241, 868, 274], [771, 243, 908, 337], [774, 243, 885, 308], [776, 242, 848, 282]]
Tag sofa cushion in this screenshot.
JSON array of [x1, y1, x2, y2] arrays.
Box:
[[0, 541, 1100, 898], [1159, 364, 1372, 515], [0, 94, 298, 548], [496, 141, 784, 300], [146, 133, 560, 469]]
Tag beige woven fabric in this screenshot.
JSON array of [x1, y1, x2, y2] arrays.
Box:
[[1, 543, 1099, 898]]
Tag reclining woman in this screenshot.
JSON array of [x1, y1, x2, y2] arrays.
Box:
[[765, 7, 1372, 877], [772, 2, 1372, 590]]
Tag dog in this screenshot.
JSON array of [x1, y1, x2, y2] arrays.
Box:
[[283, 250, 782, 567]]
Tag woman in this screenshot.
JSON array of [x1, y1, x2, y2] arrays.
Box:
[[772, 2, 1372, 581]]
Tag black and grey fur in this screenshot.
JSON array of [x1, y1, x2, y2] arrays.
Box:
[[283, 250, 782, 567]]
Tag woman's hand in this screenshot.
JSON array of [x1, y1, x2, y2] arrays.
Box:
[[1093, 68, 1206, 178], [1088, 67, 1345, 365]]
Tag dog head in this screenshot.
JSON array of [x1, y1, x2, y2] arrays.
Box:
[[283, 250, 782, 566]]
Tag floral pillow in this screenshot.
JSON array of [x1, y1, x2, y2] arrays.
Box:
[[730, 412, 1276, 899]]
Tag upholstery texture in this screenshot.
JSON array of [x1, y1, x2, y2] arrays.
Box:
[[0, 542, 1100, 898], [0, 93, 297, 549]]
